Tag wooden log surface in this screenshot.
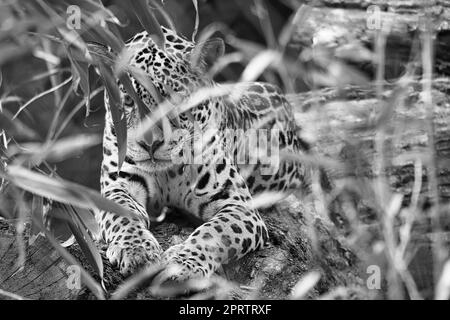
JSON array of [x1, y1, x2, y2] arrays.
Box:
[[0, 220, 78, 300], [286, 1, 450, 81]]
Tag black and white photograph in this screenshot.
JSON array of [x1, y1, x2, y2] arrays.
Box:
[[0, 0, 449, 306]]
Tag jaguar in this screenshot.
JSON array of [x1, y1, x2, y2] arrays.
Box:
[[97, 22, 317, 284]]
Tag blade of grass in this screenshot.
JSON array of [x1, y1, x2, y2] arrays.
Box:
[[0, 110, 38, 140], [9, 134, 101, 164], [191, 0, 199, 41], [135, 84, 241, 140], [290, 271, 321, 299], [64, 204, 103, 280], [54, 86, 104, 140], [110, 264, 163, 300], [12, 76, 73, 120], [31, 213, 105, 299], [130, 0, 165, 49], [253, 0, 277, 49], [2, 165, 139, 220], [240, 50, 280, 82], [0, 289, 28, 300], [153, 0, 176, 31], [97, 62, 127, 171]]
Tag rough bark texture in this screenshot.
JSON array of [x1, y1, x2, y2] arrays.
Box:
[[1, 0, 450, 300], [286, 0, 450, 82], [0, 220, 78, 300]]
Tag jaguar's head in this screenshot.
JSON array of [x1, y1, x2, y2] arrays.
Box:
[[127, 26, 225, 100], [115, 23, 225, 170]]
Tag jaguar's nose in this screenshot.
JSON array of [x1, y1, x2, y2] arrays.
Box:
[[137, 138, 164, 156], [143, 121, 166, 142], [140, 123, 164, 151]]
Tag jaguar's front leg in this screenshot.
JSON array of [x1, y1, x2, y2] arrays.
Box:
[[156, 168, 269, 283], [98, 183, 162, 276]]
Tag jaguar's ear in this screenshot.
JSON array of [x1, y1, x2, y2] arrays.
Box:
[[190, 38, 225, 71]]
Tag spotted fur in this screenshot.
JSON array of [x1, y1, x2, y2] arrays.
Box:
[[97, 27, 313, 282]]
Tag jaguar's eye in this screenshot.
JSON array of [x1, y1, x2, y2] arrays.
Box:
[[124, 95, 134, 107]]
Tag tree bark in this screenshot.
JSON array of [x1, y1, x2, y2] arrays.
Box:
[[286, 1, 450, 81], [0, 220, 78, 300]]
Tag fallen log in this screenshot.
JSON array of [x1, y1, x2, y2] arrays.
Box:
[[286, 1, 450, 82]]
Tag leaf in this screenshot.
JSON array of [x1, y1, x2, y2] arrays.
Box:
[[278, 4, 312, 48], [53, 86, 104, 140], [67, 46, 91, 114], [12, 76, 73, 119], [436, 260, 450, 300], [98, 62, 127, 171], [126, 66, 163, 104], [31, 213, 105, 300], [135, 84, 239, 141], [32, 48, 61, 65], [103, 4, 130, 27], [87, 25, 124, 54], [111, 264, 163, 300], [290, 271, 321, 299], [123, 66, 173, 144], [240, 50, 280, 82], [208, 52, 244, 77], [152, 1, 176, 31], [250, 192, 288, 209], [64, 204, 103, 279], [30, 195, 44, 242], [2, 68, 69, 97], [1, 165, 139, 220], [335, 43, 374, 62], [226, 35, 265, 59], [118, 72, 148, 120], [42, 134, 100, 161], [113, 48, 151, 120], [254, 0, 276, 49], [43, 203, 75, 247], [191, 0, 199, 41], [84, 42, 116, 66], [0, 110, 38, 141], [130, 0, 165, 49], [8, 134, 101, 163]]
